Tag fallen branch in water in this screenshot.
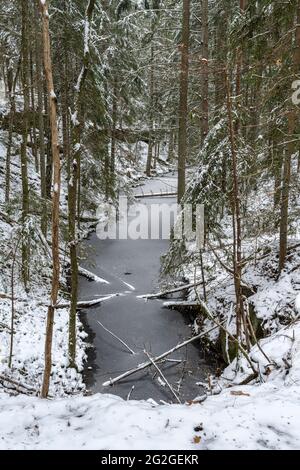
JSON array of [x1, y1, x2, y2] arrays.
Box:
[[163, 301, 201, 308], [97, 320, 136, 355], [137, 279, 215, 300], [53, 294, 117, 310], [102, 323, 222, 387], [77, 265, 109, 284], [144, 350, 181, 404]]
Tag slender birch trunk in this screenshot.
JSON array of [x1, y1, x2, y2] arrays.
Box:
[[40, 0, 61, 398]]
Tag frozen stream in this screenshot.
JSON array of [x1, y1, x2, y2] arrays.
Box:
[[79, 173, 213, 403]]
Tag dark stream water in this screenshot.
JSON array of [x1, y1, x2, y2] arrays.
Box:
[[79, 175, 214, 403]]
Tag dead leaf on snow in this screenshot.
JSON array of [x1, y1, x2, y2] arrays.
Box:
[[230, 390, 250, 397], [193, 435, 201, 444]]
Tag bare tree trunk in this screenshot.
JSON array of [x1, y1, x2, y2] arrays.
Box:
[[234, 0, 247, 134], [279, 1, 300, 272], [201, 0, 209, 143], [272, 139, 282, 209], [40, 0, 61, 399], [225, 70, 245, 342], [34, 0, 47, 236], [9, 234, 21, 369], [146, 43, 154, 177], [5, 58, 20, 204], [177, 0, 190, 203], [167, 127, 174, 162], [44, 81, 53, 200], [110, 78, 117, 196], [68, 0, 96, 369], [29, 48, 39, 173], [21, 0, 30, 291]]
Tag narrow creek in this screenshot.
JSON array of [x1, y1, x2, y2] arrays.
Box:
[[79, 173, 214, 403]]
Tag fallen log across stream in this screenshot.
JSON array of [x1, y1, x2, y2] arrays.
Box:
[[102, 323, 222, 387], [163, 301, 201, 308], [137, 280, 208, 299], [135, 191, 178, 199], [53, 294, 118, 310]]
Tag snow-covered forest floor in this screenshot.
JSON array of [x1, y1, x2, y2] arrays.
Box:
[[0, 379, 299, 450]]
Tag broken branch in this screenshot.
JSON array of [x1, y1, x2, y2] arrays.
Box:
[[53, 294, 117, 310], [144, 350, 181, 404], [102, 323, 222, 387], [97, 320, 135, 355]]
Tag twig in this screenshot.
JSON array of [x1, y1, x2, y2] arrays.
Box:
[[0, 211, 16, 225], [193, 287, 258, 375], [97, 320, 135, 355], [127, 385, 135, 400], [238, 372, 259, 385], [245, 299, 274, 365], [0, 321, 15, 333], [144, 350, 181, 404], [165, 358, 183, 364], [102, 323, 222, 387], [0, 374, 37, 394], [206, 240, 234, 275], [0, 293, 12, 300]]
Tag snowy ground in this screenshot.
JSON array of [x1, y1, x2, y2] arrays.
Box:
[[0, 379, 299, 449], [1, 312, 300, 449]]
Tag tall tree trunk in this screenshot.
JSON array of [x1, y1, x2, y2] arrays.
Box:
[[201, 0, 209, 143], [279, 1, 300, 272], [167, 126, 174, 162], [21, 0, 30, 291], [225, 70, 246, 342], [40, 0, 61, 398], [68, 0, 96, 369], [34, 0, 47, 235], [177, 0, 190, 203], [273, 138, 282, 209], [29, 48, 39, 173], [146, 43, 154, 177], [110, 79, 117, 196], [234, 0, 247, 135], [5, 58, 20, 204], [44, 81, 53, 200]]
